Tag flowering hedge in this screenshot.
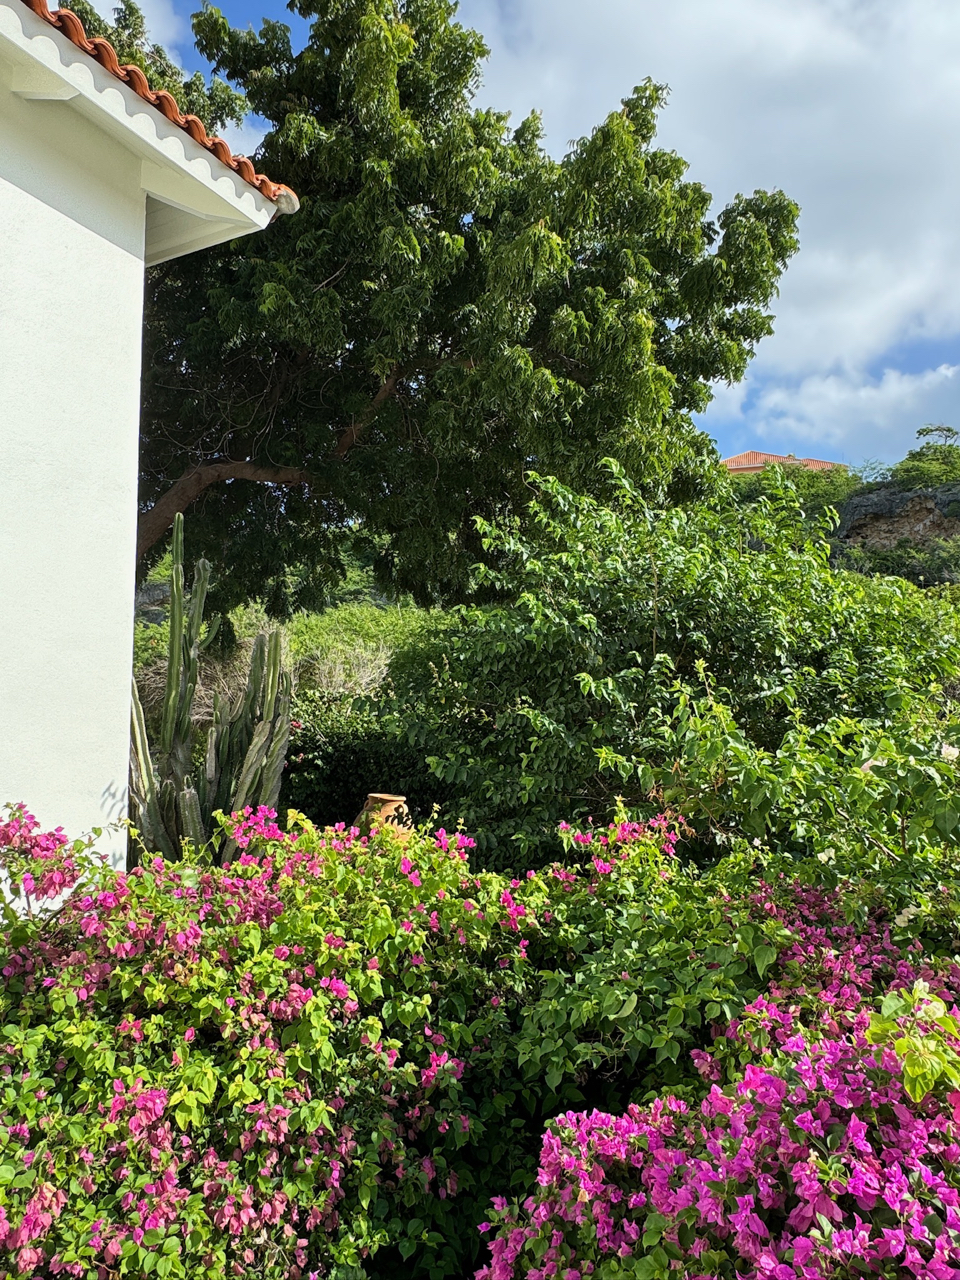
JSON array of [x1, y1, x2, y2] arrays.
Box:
[[7, 804, 958, 1280], [478, 884, 960, 1279], [0, 804, 784, 1280]]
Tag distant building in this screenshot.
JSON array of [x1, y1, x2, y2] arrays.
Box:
[[722, 451, 843, 475]]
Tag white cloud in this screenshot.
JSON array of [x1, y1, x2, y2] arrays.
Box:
[[744, 364, 960, 462], [460, 0, 960, 459], [134, 0, 186, 51], [218, 118, 268, 160]]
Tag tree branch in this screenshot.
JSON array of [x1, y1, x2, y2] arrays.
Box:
[[136, 461, 310, 561], [334, 369, 401, 459], [136, 358, 472, 560]]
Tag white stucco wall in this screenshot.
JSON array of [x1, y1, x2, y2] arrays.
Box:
[[0, 0, 283, 868], [0, 85, 146, 866]]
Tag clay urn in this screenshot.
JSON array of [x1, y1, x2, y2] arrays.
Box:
[[354, 793, 414, 841]]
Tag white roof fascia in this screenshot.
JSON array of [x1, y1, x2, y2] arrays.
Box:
[[0, 0, 277, 265]]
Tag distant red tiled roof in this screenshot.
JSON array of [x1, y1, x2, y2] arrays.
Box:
[[722, 451, 841, 473], [18, 0, 298, 211]]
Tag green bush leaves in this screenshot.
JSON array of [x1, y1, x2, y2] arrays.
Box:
[[385, 467, 960, 865]]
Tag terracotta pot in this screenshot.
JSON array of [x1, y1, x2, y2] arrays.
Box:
[[354, 793, 413, 841]]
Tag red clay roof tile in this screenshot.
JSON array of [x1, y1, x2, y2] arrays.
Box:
[[18, 0, 298, 211], [722, 450, 840, 472]]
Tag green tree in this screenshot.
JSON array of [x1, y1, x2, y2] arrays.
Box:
[[891, 424, 960, 490], [137, 0, 799, 611], [730, 462, 863, 525], [917, 424, 960, 446], [836, 537, 960, 588], [66, 0, 246, 134]]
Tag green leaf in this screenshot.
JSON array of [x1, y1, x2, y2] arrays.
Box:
[[753, 945, 778, 978], [614, 993, 638, 1020]]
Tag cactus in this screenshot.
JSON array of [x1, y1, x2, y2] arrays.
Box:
[[129, 514, 292, 865]]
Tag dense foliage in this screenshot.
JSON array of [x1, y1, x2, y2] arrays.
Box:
[[730, 463, 864, 523], [0, 804, 791, 1280], [836, 537, 960, 588], [16, 11, 960, 1280], [4, 797, 960, 1280], [282, 692, 449, 827], [889, 426, 960, 491], [479, 884, 960, 1279], [729, 430, 960, 594], [138, 0, 798, 610], [278, 602, 444, 827], [384, 466, 960, 863], [287, 604, 433, 696]]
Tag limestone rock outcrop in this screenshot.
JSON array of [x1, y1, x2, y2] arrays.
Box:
[[837, 484, 960, 549]]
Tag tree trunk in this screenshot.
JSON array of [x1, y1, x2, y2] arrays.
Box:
[[333, 369, 400, 459], [136, 461, 310, 561]]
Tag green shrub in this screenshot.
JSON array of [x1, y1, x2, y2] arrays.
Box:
[[890, 440, 960, 489], [385, 465, 960, 865], [287, 604, 430, 661], [281, 692, 450, 827], [133, 619, 171, 673], [478, 882, 960, 1279], [288, 604, 435, 697], [640, 688, 960, 868], [836, 535, 960, 587], [730, 461, 863, 521]]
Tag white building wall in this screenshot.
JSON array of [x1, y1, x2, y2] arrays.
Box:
[[0, 84, 145, 866]]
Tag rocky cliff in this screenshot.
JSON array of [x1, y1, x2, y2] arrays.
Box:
[[837, 484, 960, 548]]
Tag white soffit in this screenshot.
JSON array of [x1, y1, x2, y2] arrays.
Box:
[[0, 0, 278, 265]]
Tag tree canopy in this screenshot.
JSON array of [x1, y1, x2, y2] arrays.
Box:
[[138, 0, 799, 612], [890, 425, 960, 490]]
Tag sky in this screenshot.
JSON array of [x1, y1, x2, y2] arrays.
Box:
[[120, 0, 960, 466]]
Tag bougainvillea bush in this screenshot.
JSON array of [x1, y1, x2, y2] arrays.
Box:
[[478, 883, 960, 1280], [0, 803, 786, 1280], [7, 804, 960, 1280]]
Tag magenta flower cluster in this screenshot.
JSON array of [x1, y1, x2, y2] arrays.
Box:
[[0, 799, 693, 1279], [0, 804, 85, 905], [478, 884, 960, 1279], [10, 797, 894, 1280]]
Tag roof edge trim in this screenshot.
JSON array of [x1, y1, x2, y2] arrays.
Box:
[[18, 0, 298, 212]]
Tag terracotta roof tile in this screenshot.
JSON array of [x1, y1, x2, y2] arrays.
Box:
[[18, 0, 298, 212], [722, 450, 840, 473]]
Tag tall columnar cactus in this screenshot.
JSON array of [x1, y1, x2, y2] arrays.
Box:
[[129, 514, 292, 864]]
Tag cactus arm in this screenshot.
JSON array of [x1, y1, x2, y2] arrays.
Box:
[[159, 515, 186, 755], [130, 678, 176, 860], [259, 704, 291, 811], [231, 720, 273, 815], [199, 614, 222, 652], [176, 557, 211, 755], [262, 630, 282, 719], [259, 659, 292, 810], [130, 677, 158, 808], [187, 560, 212, 649], [241, 635, 267, 724], [178, 780, 207, 850]]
